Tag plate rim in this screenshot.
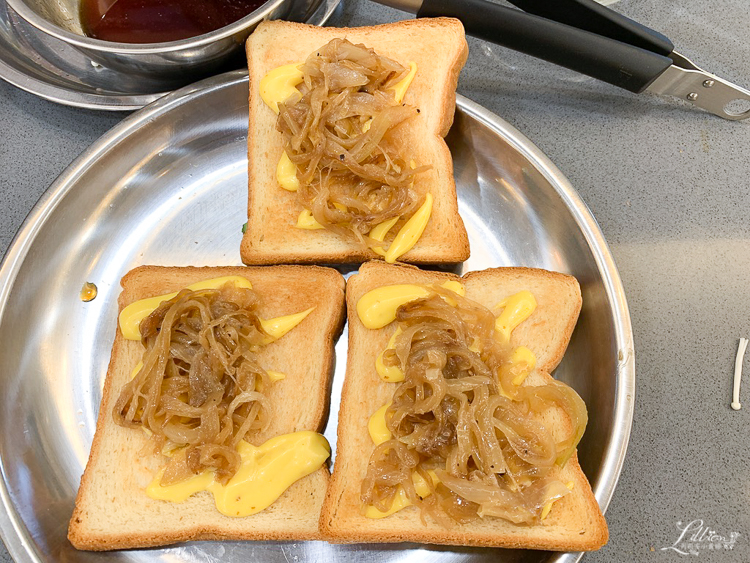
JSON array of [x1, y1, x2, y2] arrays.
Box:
[[0, 0, 342, 111], [0, 71, 635, 563]]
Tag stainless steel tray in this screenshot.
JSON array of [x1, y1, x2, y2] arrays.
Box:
[[0, 71, 635, 563], [0, 0, 341, 110]]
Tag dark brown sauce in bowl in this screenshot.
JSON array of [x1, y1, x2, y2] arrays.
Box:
[[81, 0, 268, 43]]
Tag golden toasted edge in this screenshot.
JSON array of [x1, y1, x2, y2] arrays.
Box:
[[319, 261, 606, 550], [68, 265, 346, 550], [241, 18, 470, 265]]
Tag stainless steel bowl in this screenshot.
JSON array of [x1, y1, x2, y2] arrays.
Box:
[[5, 0, 324, 90]]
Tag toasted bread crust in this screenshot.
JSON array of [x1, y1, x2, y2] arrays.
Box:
[[320, 261, 607, 550], [241, 18, 470, 265], [69, 265, 345, 550]]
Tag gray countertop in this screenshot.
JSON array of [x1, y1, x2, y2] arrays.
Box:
[[1, 0, 749, 561]]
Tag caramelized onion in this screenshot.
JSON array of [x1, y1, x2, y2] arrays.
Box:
[[277, 38, 429, 248], [113, 283, 274, 484], [361, 287, 588, 525]]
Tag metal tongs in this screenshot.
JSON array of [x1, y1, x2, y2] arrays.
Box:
[[375, 0, 750, 120]]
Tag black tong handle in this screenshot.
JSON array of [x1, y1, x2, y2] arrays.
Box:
[[506, 0, 673, 56], [417, 0, 673, 93]]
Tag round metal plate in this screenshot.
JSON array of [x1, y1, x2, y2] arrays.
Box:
[[0, 71, 634, 563], [0, 0, 341, 110]]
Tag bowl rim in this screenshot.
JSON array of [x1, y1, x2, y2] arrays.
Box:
[[5, 0, 290, 53]]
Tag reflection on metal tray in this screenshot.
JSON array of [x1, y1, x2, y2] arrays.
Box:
[[0, 0, 341, 110], [0, 70, 634, 563]]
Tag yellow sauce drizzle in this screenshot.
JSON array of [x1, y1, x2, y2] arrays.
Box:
[[296, 209, 325, 230], [364, 470, 439, 518], [146, 431, 329, 517], [259, 63, 304, 114], [257, 370, 287, 392], [384, 193, 433, 263], [259, 63, 305, 191], [129, 361, 143, 380], [259, 307, 314, 343], [276, 152, 299, 192], [295, 203, 348, 230], [391, 62, 418, 104], [80, 282, 98, 302], [357, 284, 429, 329], [500, 346, 537, 386], [355, 62, 418, 134], [541, 481, 575, 520], [439, 279, 466, 306], [266, 371, 287, 382], [494, 290, 537, 343], [497, 346, 537, 398], [368, 402, 393, 445], [376, 328, 404, 382], [357, 279, 464, 329], [370, 216, 400, 257], [369, 161, 419, 256]]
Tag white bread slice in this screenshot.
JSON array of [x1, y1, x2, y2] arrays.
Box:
[[241, 18, 470, 265], [320, 261, 608, 550], [69, 265, 345, 550]]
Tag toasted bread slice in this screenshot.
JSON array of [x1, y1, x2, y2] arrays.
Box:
[[69, 265, 345, 550], [320, 261, 608, 550], [241, 18, 470, 265]]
